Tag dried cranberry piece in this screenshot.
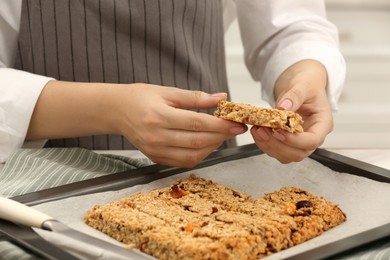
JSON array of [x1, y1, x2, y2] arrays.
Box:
[[298, 210, 312, 216], [296, 200, 313, 209], [232, 191, 242, 198], [170, 184, 189, 198]]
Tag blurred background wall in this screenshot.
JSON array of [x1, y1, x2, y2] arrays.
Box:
[[225, 0, 390, 148]]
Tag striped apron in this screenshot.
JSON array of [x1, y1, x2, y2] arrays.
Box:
[[14, 0, 233, 150]]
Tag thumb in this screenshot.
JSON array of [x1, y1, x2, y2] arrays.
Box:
[[169, 89, 227, 109], [276, 87, 305, 112]]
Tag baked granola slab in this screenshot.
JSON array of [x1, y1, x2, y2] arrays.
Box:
[[214, 100, 304, 133], [84, 174, 346, 260]]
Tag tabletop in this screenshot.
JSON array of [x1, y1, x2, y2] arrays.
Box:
[[327, 148, 390, 170]]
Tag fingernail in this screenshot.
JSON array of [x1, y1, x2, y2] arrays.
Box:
[[273, 130, 286, 141], [230, 126, 245, 135], [211, 92, 227, 98], [279, 99, 293, 110], [256, 128, 269, 141]]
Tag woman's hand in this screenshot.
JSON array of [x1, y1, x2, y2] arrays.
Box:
[[251, 60, 333, 163], [27, 81, 247, 168], [116, 84, 247, 168]]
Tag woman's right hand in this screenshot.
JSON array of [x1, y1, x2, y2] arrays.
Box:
[[27, 81, 247, 168], [114, 84, 247, 168]]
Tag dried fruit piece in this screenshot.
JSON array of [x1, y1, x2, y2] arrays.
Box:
[[284, 203, 297, 215], [170, 184, 189, 199], [185, 223, 195, 233], [232, 191, 242, 198], [298, 210, 312, 217], [184, 223, 200, 233], [296, 200, 313, 209]]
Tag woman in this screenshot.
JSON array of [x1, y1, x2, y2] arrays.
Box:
[[0, 0, 345, 168]]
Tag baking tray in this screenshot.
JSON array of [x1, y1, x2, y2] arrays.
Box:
[[0, 219, 79, 260], [7, 144, 390, 259]]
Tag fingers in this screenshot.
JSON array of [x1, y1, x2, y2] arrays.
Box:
[[151, 87, 246, 135], [162, 108, 247, 135], [274, 60, 328, 113], [139, 127, 238, 151], [140, 143, 223, 168], [123, 86, 249, 168], [164, 87, 227, 110], [141, 86, 247, 135], [276, 88, 305, 112], [256, 106, 333, 163], [251, 127, 318, 163], [134, 107, 247, 168]]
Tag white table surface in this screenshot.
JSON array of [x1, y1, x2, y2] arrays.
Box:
[[327, 148, 390, 170]]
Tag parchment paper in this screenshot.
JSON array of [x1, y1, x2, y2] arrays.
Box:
[[33, 154, 390, 259]]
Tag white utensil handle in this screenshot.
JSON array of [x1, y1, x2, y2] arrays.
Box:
[[0, 197, 53, 228]]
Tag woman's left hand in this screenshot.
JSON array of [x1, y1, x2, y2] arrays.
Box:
[[251, 60, 333, 163]]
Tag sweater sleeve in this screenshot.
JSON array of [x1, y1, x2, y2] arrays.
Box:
[[0, 68, 53, 163], [235, 0, 346, 110]]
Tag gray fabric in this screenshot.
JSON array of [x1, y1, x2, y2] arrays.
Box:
[[334, 239, 390, 260], [0, 148, 151, 198], [0, 240, 40, 260], [0, 147, 151, 260], [14, 0, 231, 150]]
